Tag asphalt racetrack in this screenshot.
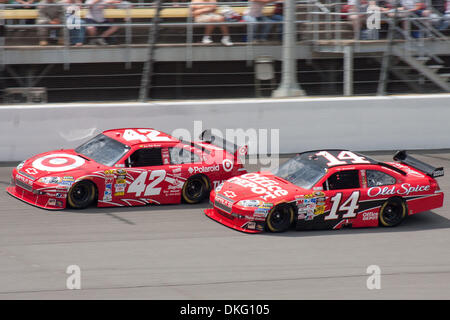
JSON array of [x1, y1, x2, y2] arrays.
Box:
[[0, 151, 449, 299]]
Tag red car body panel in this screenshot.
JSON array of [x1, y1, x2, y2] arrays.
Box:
[[7, 128, 247, 210], [205, 150, 444, 233]]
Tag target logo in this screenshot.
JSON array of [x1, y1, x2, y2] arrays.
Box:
[[222, 159, 234, 172], [238, 146, 248, 156], [32, 154, 86, 172]]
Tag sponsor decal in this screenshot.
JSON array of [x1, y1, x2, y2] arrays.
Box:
[[391, 163, 425, 178], [25, 168, 39, 175], [314, 205, 325, 215], [228, 173, 288, 201], [59, 181, 74, 187], [47, 199, 57, 206], [367, 183, 430, 197], [362, 211, 378, 221], [247, 221, 256, 229], [213, 180, 225, 189], [32, 154, 85, 172], [222, 159, 234, 172], [162, 148, 170, 165], [16, 174, 33, 186], [215, 195, 233, 208], [63, 176, 75, 182], [433, 169, 444, 177], [361, 169, 367, 188], [188, 165, 220, 175], [223, 191, 237, 198], [55, 200, 64, 207], [104, 183, 113, 201], [56, 193, 66, 199]]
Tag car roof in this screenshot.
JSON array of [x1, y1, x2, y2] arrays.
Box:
[[297, 150, 379, 168], [102, 128, 180, 146]]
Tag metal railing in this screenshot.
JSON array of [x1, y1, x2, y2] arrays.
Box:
[[2, 0, 450, 103]]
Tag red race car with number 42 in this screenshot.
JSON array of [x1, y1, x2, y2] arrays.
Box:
[[7, 128, 247, 210], [205, 150, 444, 233]]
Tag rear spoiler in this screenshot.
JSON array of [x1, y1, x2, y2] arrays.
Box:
[[393, 150, 444, 178], [199, 129, 248, 158]]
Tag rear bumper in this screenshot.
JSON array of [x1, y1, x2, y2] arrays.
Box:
[[204, 207, 263, 233], [6, 185, 66, 210]]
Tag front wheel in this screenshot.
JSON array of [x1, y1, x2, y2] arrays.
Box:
[[67, 180, 96, 209], [182, 175, 209, 204], [266, 205, 294, 233], [379, 198, 407, 227]]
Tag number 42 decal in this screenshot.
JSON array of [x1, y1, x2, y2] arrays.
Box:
[[128, 170, 166, 197], [324, 191, 360, 220]]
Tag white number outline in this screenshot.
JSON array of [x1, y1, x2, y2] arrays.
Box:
[[316, 151, 370, 167], [123, 129, 171, 143], [324, 191, 360, 221], [126, 170, 167, 197]]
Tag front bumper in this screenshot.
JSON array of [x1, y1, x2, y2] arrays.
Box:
[[204, 207, 263, 233], [7, 172, 67, 210]]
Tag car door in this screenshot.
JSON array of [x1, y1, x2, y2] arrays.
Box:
[[321, 169, 362, 228], [119, 147, 173, 205]]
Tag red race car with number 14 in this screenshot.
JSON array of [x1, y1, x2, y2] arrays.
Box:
[[205, 150, 444, 233], [7, 128, 247, 210]]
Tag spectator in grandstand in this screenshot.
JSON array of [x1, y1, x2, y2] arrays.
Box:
[[63, 0, 85, 46], [347, 0, 371, 40], [85, 0, 120, 45], [36, 0, 64, 46], [191, 0, 233, 46], [429, 0, 449, 29], [11, 0, 36, 32], [270, 0, 283, 40], [386, 0, 431, 30], [242, 0, 277, 43]]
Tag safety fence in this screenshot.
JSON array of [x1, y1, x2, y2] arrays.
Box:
[[1, 1, 450, 103]]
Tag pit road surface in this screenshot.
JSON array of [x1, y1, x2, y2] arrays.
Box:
[[0, 151, 449, 299]]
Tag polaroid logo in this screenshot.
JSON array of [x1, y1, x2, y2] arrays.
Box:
[[189, 165, 220, 174]]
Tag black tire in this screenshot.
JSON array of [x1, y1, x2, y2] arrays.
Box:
[[379, 197, 407, 227], [182, 175, 209, 204], [67, 180, 96, 209], [266, 205, 294, 233]]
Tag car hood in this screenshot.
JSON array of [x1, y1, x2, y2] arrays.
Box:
[[216, 171, 310, 204], [16, 149, 104, 181]]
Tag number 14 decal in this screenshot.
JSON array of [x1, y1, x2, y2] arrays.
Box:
[[324, 191, 360, 220]]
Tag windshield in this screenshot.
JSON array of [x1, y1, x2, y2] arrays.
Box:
[[272, 156, 327, 189], [75, 134, 130, 166]]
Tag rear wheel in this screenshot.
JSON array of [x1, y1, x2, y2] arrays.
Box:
[[266, 205, 294, 233], [182, 175, 209, 204], [67, 180, 96, 209], [379, 198, 407, 227]]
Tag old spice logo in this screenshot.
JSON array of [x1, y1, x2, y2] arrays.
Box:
[[368, 183, 430, 197]]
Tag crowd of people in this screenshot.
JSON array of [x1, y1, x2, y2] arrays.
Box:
[[1, 0, 450, 46]]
